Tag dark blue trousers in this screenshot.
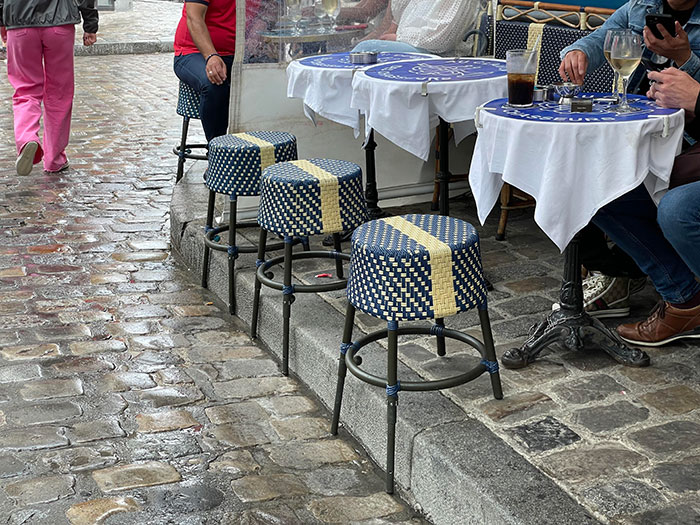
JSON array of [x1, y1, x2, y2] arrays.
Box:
[[174, 53, 234, 143]]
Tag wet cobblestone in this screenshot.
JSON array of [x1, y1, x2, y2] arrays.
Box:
[[0, 54, 424, 524]]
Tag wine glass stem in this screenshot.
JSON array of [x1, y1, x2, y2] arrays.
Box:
[[620, 76, 629, 109]]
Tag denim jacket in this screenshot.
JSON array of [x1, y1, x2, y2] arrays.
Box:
[[560, 0, 700, 91]]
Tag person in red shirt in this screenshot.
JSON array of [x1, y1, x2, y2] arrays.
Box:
[[174, 0, 236, 142]]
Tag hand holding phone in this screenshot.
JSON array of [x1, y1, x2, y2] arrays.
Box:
[[646, 13, 677, 39], [643, 17, 692, 67]]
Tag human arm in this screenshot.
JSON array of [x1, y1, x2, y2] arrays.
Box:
[[380, 21, 398, 40], [360, 2, 394, 41], [559, 3, 632, 83], [644, 21, 700, 80], [186, 1, 227, 85], [338, 0, 387, 24], [78, 0, 98, 44], [1, 0, 6, 41], [647, 67, 700, 117]]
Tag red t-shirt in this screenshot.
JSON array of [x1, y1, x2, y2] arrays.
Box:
[[174, 0, 237, 56]]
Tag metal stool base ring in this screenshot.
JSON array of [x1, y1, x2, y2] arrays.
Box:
[[345, 325, 494, 392]]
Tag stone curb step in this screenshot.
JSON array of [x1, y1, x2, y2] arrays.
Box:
[[75, 40, 173, 56], [169, 180, 601, 525]]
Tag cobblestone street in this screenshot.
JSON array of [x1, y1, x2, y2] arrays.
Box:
[[0, 54, 425, 524]]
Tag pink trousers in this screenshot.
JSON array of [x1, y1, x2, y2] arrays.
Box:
[[7, 25, 75, 172]]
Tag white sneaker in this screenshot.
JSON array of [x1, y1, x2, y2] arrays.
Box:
[[16, 141, 38, 176], [552, 273, 632, 318]]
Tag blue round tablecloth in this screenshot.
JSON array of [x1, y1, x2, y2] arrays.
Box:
[[299, 52, 430, 69], [363, 58, 507, 82], [483, 94, 678, 123]]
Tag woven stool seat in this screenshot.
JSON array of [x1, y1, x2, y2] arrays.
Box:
[[176, 82, 201, 120], [206, 132, 298, 196], [347, 214, 487, 322], [173, 82, 207, 182], [258, 159, 368, 237], [332, 214, 502, 495]]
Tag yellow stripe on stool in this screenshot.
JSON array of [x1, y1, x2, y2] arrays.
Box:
[[236, 133, 277, 171], [381, 217, 458, 319], [295, 160, 343, 233]]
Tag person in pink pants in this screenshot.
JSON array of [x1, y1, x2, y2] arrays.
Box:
[[0, 0, 98, 176]]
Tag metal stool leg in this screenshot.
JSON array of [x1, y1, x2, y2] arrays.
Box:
[[228, 196, 239, 315], [479, 306, 503, 400], [435, 318, 446, 357], [333, 233, 344, 280], [176, 117, 190, 183], [251, 228, 268, 339], [282, 237, 295, 376], [331, 303, 356, 435], [201, 190, 216, 288], [386, 321, 399, 494]]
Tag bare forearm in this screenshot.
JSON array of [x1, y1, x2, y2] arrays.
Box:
[[339, 0, 387, 22], [187, 15, 217, 57]]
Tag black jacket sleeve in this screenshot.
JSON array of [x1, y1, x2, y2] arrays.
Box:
[[78, 0, 98, 34], [0, 0, 5, 27]]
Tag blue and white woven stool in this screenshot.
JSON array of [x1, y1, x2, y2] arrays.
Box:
[[173, 82, 208, 183], [330, 214, 503, 494], [253, 158, 369, 376], [202, 131, 298, 315]]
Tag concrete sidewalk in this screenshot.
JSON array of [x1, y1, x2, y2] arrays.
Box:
[[74, 0, 181, 55]]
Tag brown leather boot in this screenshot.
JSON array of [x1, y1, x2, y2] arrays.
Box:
[[617, 301, 700, 347]]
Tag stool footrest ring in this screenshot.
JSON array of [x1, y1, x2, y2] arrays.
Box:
[[257, 251, 350, 294], [345, 325, 490, 392], [204, 225, 286, 253], [173, 144, 208, 161]]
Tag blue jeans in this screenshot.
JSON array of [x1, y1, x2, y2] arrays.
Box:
[[173, 53, 234, 143], [592, 182, 700, 304], [352, 40, 429, 54]]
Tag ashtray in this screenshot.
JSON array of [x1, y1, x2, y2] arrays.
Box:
[[350, 51, 378, 65], [552, 81, 583, 103], [533, 84, 554, 102]]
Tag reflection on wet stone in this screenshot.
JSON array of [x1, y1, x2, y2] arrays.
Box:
[[231, 474, 308, 503], [5, 474, 75, 505], [6, 401, 82, 426], [0, 426, 69, 451], [65, 497, 140, 525], [92, 461, 181, 492], [152, 485, 225, 514], [508, 416, 581, 452], [135, 410, 200, 433], [208, 450, 260, 475], [130, 431, 202, 461], [20, 378, 84, 401]]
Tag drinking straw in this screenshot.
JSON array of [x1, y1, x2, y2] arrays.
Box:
[[526, 33, 542, 70]]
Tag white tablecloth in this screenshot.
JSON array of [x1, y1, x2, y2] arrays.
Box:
[[351, 58, 508, 161], [286, 52, 434, 136], [469, 96, 685, 251]]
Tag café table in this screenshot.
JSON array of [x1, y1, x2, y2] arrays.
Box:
[[287, 51, 434, 218], [351, 57, 508, 216], [468, 94, 685, 368]]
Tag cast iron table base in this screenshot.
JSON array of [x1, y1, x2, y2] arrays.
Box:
[[501, 235, 651, 369]]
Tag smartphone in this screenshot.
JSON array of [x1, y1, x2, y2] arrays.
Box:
[[641, 55, 671, 71], [646, 13, 677, 39]]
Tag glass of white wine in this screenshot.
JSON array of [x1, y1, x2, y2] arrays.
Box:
[[322, 0, 340, 29], [603, 29, 631, 103], [287, 0, 302, 34], [610, 31, 642, 113], [313, 0, 326, 27]]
